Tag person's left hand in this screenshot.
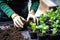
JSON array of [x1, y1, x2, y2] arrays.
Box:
[[27, 10, 39, 25], [27, 13, 36, 22]]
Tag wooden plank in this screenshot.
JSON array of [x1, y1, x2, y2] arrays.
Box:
[[39, 0, 57, 12]]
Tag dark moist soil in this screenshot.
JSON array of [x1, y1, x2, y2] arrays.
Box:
[[0, 25, 28, 40]]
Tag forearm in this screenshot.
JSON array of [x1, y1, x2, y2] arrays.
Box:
[[30, 0, 39, 12], [0, 3, 15, 18]]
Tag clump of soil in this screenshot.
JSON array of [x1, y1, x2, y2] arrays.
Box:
[[0, 25, 28, 40]]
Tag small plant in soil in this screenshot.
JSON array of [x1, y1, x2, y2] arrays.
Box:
[[46, 9, 56, 23], [39, 14, 46, 24], [55, 6, 60, 20], [36, 24, 49, 34], [51, 20, 60, 35], [30, 22, 37, 32]]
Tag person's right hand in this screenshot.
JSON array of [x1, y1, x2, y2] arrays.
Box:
[[11, 13, 26, 28]]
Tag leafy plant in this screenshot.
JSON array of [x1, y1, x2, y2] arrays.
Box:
[[35, 24, 49, 34], [52, 20, 59, 28], [51, 20, 60, 35], [46, 9, 56, 22], [38, 24, 49, 34], [55, 6, 60, 20], [39, 14, 46, 24], [51, 28, 58, 35], [30, 22, 37, 32]]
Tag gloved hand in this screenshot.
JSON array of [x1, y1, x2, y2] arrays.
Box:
[[27, 10, 39, 25], [27, 10, 35, 22], [27, 13, 36, 22], [11, 13, 26, 28]]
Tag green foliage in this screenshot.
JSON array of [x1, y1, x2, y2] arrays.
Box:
[[39, 14, 46, 24], [51, 28, 58, 35], [46, 9, 56, 22], [55, 6, 60, 20], [38, 24, 49, 34], [30, 22, 37, 32], [30, 21, 49, 34], [52, 20, 59, 28], [51, 20, 60, 35], [29, 6, 60, 35]]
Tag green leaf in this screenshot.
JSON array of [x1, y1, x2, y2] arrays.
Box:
[[42, 30, 46, 34], [51, 28, 58, 34]]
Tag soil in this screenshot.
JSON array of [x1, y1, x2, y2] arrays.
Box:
[[0, 25, 28, 40]]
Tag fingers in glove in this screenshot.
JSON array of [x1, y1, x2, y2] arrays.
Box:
[[27, 16, 30, 21], [27, 17, 33, 21], [18, 18, 24, 25], [14, 22, 19, 28], [15, 20, 23, 28], [27, 17, 33, 22], [20, 16, 27, 22], [33, 17, 36, 23]]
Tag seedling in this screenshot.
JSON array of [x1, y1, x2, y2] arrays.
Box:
[[51, 20, 60, 35], [52, 20, 59, 28], [40, 24, 49, 34], [46, 9, 56, 22], [30, 22, 37, 32], [39, 14, 46, 24], [51, 28, 58, 35], [36, 24, 49, 34], [55, 6, 60, 20]]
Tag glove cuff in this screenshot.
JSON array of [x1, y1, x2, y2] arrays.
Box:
[[11, 13, 18, 19]]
